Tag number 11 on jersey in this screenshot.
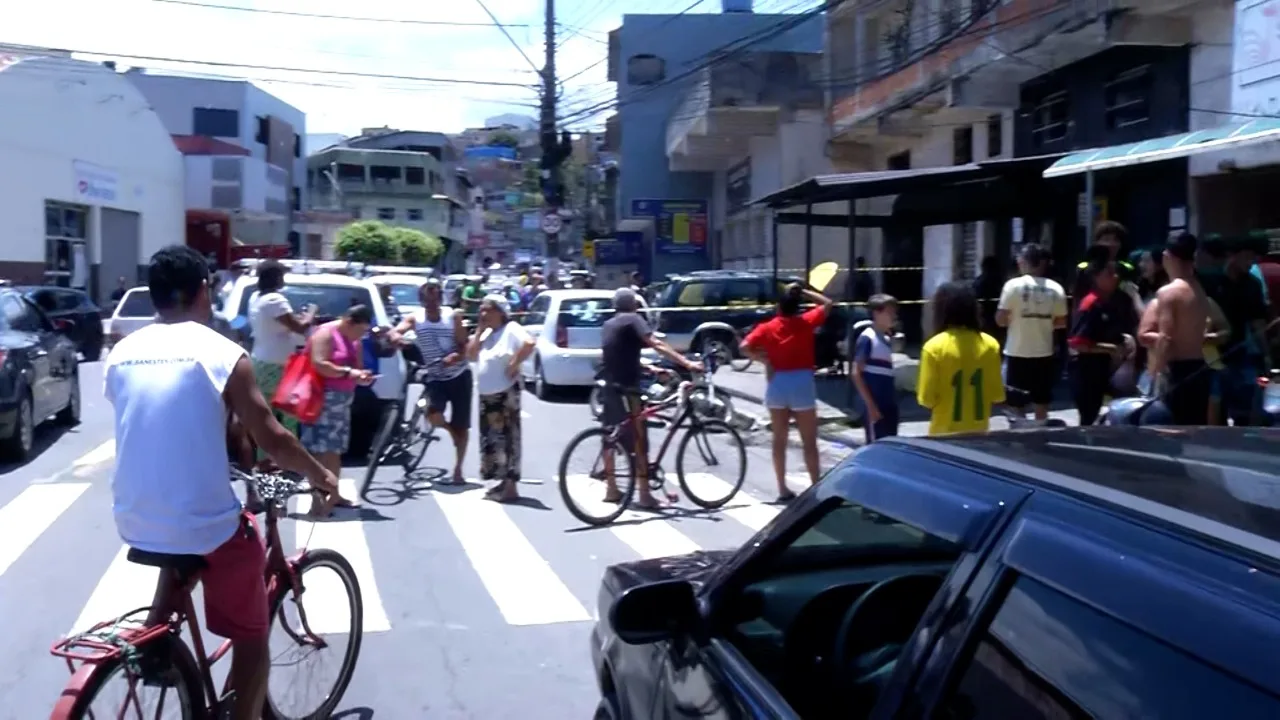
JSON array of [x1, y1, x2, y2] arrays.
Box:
[[950, 369, 986, 423]]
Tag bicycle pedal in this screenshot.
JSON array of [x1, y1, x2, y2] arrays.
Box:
[[214, 690, 237, 719]]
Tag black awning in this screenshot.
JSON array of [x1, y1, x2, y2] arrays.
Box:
[[752, 153, 1067, 210]]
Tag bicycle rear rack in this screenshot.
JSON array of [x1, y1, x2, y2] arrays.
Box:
[[49, 607, 167, 670]]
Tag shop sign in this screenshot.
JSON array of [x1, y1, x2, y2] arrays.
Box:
[[726, 157, 752, 215], [73, 160, 118, 203], [630, 198, 708, 256], [1233, 1, 1280, 116]]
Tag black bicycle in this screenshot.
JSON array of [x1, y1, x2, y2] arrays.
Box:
[[363, 360, 437, 496], [557, 372, 747, 526]]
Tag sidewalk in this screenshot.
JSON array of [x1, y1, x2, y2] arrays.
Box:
[[718, 363, 1078, 449]]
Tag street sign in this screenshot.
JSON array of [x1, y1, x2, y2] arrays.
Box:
[[541, 212, 563, 235], [582, 239, 595, 262]]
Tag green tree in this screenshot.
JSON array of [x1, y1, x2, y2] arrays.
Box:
[[487, 130, 520, 148], [392, 226, 444, 266], [334, 220, 399, 263]]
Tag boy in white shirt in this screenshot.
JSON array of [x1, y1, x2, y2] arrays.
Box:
[[997, 244, 1068, 421]]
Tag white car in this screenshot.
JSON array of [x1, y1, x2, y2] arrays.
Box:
[[368, 273, 429, 320], [219, 273, 405, 454], [519, 289, 651, 399], [106, 288, 155, 347]]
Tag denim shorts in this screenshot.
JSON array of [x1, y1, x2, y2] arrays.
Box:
[[765, 369, 816, 411]]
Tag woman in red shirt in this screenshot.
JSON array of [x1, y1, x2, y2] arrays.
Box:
[[741, 284, 833, 501]]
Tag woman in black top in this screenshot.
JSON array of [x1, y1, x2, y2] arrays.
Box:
[[1068, 260, 1136, 425]]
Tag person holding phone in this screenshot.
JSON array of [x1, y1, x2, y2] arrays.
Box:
[[247, 259, 316, 440], [300, 304, 377, 512]]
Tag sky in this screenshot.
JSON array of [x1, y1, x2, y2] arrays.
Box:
[[2, 0, 711, 136]]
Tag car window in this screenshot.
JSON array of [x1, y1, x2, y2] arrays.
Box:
[[780, 499, 956, 558], [28, 289, 58, 314], [559, 298, 614, 327], [723, 280, 764, 306], [117, 289, 154, 318], [524, 295, 551, 325], [380, 283, 423, 308], [56, 290, 86, 311], [939, 577, 1280, 719], [0, 295, 40, 332], [675, 282, 710, 306]]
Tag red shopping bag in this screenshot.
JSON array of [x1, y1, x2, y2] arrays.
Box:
[[271, 342, 325, 424]]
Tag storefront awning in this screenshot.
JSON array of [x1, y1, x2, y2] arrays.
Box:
[[1043, 118, 1280, 179]]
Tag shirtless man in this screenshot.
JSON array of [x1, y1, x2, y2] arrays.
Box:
[[1150, 233, 1212, 424]]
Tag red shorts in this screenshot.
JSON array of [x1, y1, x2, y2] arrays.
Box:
[[201, 512, 270, 641]]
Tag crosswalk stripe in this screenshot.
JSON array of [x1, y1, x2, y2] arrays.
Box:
[[0, 483, 89, 579], [433, 485, 591, 626], [70, 545, 158, 635], [679, 473, 781, 532], [562, 474, 701, 559], [295, 478, 391, 634]]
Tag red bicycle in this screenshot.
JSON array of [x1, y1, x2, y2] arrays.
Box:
[[49, 468, 364, 719]]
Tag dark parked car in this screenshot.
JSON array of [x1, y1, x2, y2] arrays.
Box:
[[0, 289, 80, 461], [19, 286, 104, 360], [591, 427, 1280, 719]]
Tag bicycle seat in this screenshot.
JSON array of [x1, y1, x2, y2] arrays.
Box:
[[127, 548, 207, 575]]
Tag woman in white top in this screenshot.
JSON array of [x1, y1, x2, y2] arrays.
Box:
[[465, 294, 535, 502], [247, 260, 316, 440]]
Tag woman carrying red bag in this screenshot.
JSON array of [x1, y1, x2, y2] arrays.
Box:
[[295, 305, 375, 515]]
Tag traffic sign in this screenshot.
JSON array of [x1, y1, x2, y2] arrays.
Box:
[[541, 212, 564, 235]]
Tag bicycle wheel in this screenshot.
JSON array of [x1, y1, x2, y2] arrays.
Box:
[[558, 426, 636, 526], [676, 419, 747, 509], [401, 400, 434, 475], [264, 548, 364, 720], [361, 402, 401, 497], [54, 636, 203, 719]]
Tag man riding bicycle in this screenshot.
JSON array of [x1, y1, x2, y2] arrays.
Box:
[[599, 288, 701, 510], [104, 246, 341, 720]]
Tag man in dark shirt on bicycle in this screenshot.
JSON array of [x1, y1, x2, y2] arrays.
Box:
[[599, 288, 701, 510]]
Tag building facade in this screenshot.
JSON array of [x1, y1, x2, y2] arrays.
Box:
[[825, 0, 1201, 312], [0, 54, 185, 303], [609, 4, 824, 279]]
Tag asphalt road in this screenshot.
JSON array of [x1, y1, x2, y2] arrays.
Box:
[[0, 362, 851, 719]]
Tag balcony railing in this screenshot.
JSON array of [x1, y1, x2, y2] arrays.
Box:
[[667, 51, 824, 159], [829, 0, 1116, 131], [185, 155, 288, 217]]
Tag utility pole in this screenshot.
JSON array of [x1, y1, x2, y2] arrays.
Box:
[[539, 0, 572, 283]]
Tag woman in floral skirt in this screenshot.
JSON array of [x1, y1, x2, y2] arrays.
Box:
[[466, 294, 535, 502]]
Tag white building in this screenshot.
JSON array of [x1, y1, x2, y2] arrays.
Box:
[[0, 54, 184, 303]]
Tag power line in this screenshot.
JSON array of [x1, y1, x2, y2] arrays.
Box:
[[472, 0, 542, 73], [150, 0, 530, 27], [56, 48, 537, 88]]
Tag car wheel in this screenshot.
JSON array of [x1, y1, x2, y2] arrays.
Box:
[[57, 373, 81, 426], [3, 392, 34, 462]]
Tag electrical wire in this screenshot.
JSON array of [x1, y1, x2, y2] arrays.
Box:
[[149, 0, 531, 27], [472, 0, 543, 73], [36, 47, 538, 88]]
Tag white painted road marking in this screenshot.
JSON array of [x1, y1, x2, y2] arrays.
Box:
[[562, 474, 702, 560], [433, 486, 590, 626], [74, 440, 115, 468], [295, 478, 391, 634], [70, 545, 159, 635], [680, 473, 780, 532], [0, 483, 90, 579]]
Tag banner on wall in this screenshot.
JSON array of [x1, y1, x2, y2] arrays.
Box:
[[630, 198, 708, 256]]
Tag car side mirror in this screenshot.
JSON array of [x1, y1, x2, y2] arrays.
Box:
[[609, 579, 700, 646]]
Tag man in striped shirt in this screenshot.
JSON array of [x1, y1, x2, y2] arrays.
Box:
[[851, 294, 899, 443], [388, 279, 473, 484]]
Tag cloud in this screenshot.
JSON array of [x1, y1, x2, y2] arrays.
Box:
[[4, 0, 623, 133]]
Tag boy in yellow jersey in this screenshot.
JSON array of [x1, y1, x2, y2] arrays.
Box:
[[917, 282, 1006, 434]]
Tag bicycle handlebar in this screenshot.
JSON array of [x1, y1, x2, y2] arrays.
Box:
[[230, 467, 311, 506]]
